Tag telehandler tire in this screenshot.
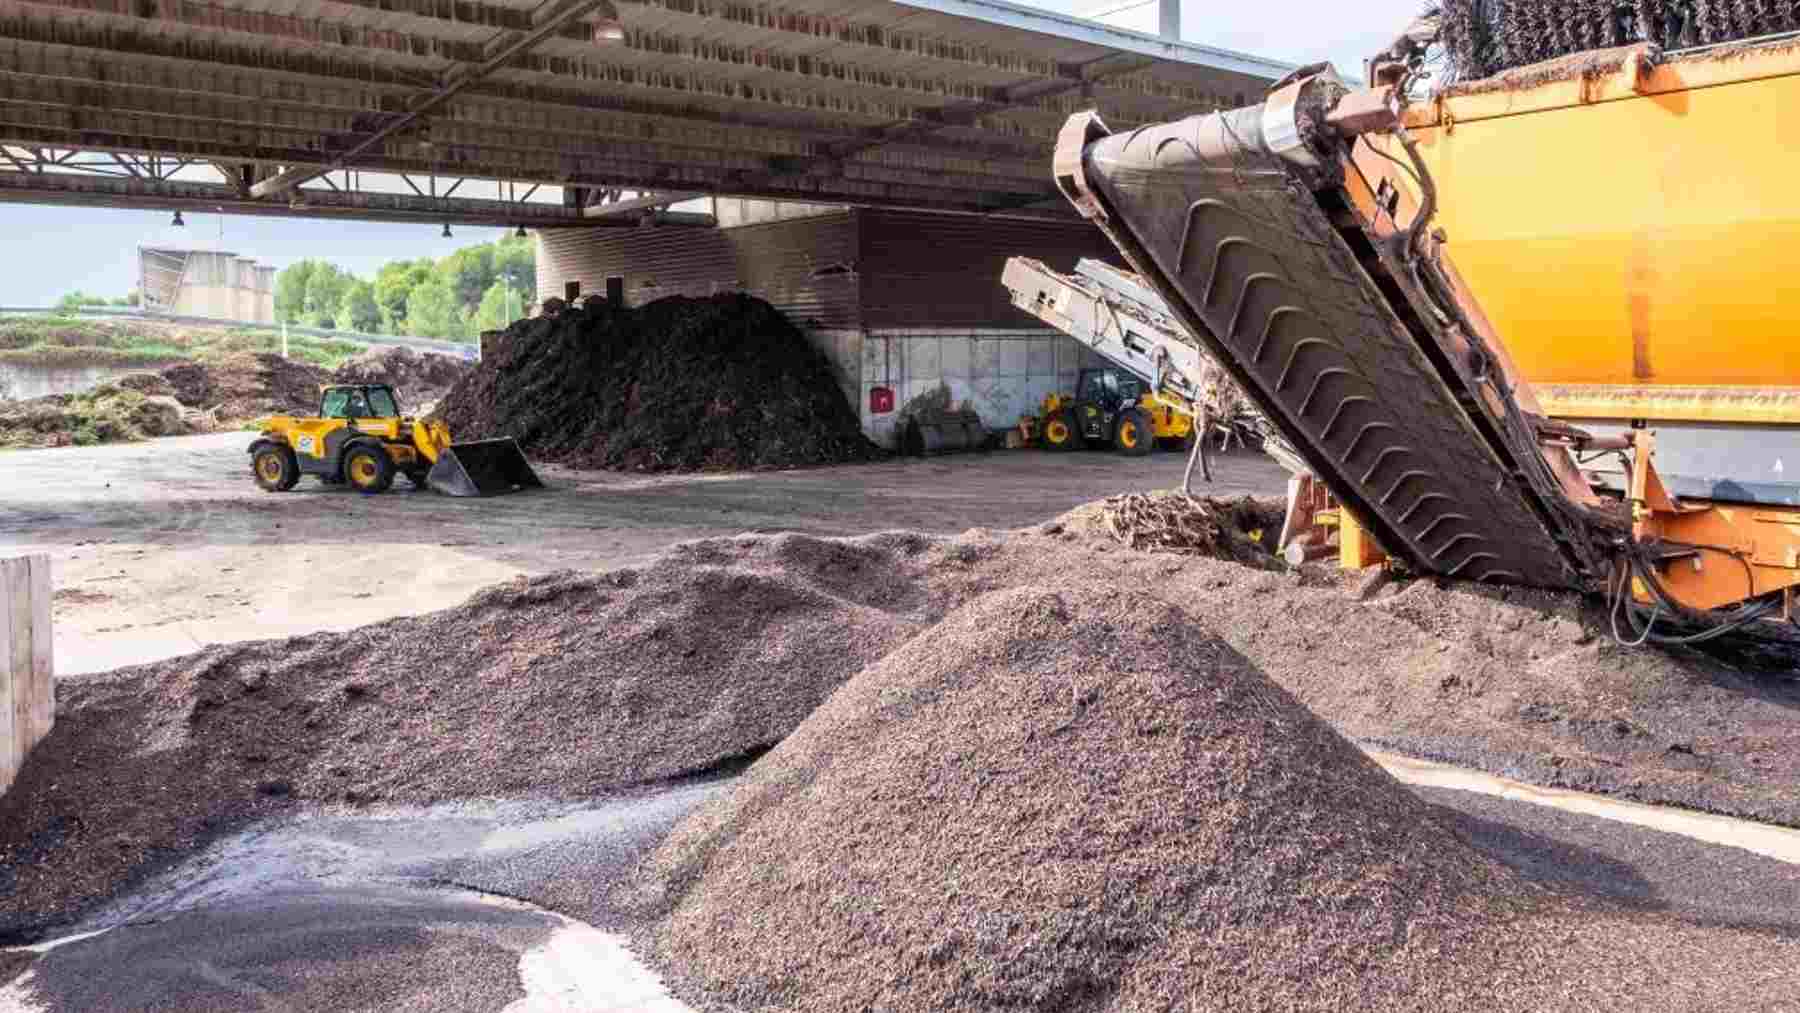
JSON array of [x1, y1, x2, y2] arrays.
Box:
[[252, 445, 300, 492], [1114, 408, 1154, 457], [344, 443, 396, 494], [1043, 408, 1082, 452]]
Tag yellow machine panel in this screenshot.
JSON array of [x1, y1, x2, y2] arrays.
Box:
[[1398, 43, 1800, 422]]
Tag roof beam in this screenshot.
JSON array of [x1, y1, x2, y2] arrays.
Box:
[[581, 191, 707, 218], [0, 165, 719, 226], [249, 0, 622, 199], [826, 51, 1155, 164]]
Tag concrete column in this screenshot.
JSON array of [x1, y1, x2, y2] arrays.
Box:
[[1, 554, 53, 799], [1158, 0, 1179, 39]]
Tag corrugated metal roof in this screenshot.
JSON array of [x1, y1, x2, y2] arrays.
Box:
[[0, 0, 1292, 217]]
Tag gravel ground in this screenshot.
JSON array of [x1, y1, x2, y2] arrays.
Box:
[[630, 585, 1800, 1011]]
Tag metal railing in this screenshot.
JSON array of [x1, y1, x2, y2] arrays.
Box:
[[0, 305, 479, 360]]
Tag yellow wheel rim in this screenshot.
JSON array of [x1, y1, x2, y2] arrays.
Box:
[[350, 456, 379, 486], [1119, 422, 1139, 448], [257, 455, 281, 481], [1046, 420, 1070, 444]]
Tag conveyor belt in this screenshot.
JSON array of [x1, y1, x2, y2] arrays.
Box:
[[1054, 92, 1591, 587]]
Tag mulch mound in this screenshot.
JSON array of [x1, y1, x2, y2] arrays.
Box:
[[0, 532, 931, 943], [631, 586, 1800, 1011], [159, 352, 328, 421], [9, 505, 1800, 960], [331, 347, 471, 411], [433, 294, 880, 472]]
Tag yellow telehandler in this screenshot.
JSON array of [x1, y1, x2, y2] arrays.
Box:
[[247, 383, 541, 497]]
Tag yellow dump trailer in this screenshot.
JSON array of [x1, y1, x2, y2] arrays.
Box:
[[1392, 40, 1800, 506]]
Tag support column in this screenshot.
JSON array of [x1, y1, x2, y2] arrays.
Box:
[[1, 554, 54, 799]]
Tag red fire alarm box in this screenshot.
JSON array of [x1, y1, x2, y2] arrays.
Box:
[[869, 386, 895, 414]]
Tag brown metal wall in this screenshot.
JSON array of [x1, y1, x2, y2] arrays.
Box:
[[534, 212, 861, 329], [855, 211, 1121, 329]]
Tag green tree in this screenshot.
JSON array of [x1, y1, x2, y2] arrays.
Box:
[[438, 244, 497, 313], [472, 279, 525, 333], [403, 276, 466, 340], [303, 263, 352, 329], [338, 279, 382, 333], [55, 290, 108, 312], [492, 234, 535, 301], [374, 259, 433, 333], [274, 260, 317, 323]]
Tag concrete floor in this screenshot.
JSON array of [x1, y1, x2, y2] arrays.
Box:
[[0, 432, 1289, 674]]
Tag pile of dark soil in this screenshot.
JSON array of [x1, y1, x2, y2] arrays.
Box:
[[331, 347, 471, 411], [434, 294, 879, 472], [0, 532, 929, 943], [160, 352, 328, 421], [632, 586, 1800, 1011]]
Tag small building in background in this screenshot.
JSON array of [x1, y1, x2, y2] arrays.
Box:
[[138, 247, 277, 324]]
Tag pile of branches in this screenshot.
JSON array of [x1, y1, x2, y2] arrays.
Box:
[[1099, 492, 1285, 568], [1435, 0, 1800, 81]]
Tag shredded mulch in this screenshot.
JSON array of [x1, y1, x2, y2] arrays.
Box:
[[630, 586, 1800, 1011], [331, 347, 471, 412], [9, 502, 1800, 975], [433, 293, 881, 472], [0, 532, 930, 943]]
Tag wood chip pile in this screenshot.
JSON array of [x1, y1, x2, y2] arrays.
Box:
[[629, 585, 1800, 1011]]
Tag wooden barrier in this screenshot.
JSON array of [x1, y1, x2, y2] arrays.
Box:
[[1, 554, 53, 798]]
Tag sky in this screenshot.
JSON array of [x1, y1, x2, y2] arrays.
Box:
[[0, 0, 1416, 305]]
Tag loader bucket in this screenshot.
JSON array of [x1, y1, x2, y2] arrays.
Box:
[[426, 438, 544, 497]]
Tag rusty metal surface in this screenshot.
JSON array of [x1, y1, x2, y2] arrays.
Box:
[[1057, 106, 1586, 587], [857, 211, 1121, 329]]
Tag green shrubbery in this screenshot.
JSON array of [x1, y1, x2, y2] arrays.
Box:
[[0, 317, 364, 370]]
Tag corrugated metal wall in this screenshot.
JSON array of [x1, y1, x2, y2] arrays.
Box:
[[855, 211, 1122, 329], [535, 212, 861, 329]]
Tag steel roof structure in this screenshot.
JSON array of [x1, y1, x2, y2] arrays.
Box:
[[0, 0, 1290, 225]]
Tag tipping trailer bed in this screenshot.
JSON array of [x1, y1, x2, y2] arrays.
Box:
[[1053, 73, 1617, 589]]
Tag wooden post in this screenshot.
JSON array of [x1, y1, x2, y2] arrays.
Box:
[[1, 554, 53, 799]]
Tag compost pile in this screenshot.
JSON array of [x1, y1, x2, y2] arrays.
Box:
[[332, 347, 471, 412], [0, 531, 928, 942], [1433, 0, 1800, 81], [434, 294, 879, 471], [632, 586, 1799, 1011], [159, 352, 328, 422], [0, 382, 191, 449]]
